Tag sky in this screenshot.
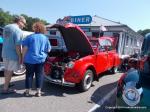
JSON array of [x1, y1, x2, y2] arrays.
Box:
[[0, 0, 150, 31]]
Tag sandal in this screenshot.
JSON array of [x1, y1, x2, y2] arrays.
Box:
[[1, 89, 16, 94], [23, 91, 30, 97], [35, 92, 41, 97]]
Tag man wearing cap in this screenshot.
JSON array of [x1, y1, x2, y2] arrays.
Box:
[[1, 15, 26, 94]]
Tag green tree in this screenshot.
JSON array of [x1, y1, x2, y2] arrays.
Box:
[[0, 8, 49, 31], [137, 29, 150, 37], [21, 14, 49, 31], [0, 8, 13, 27]]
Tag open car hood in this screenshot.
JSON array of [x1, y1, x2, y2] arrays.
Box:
[[50, 23, 94, 55]]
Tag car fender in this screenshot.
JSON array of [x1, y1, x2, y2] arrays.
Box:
[[76, 62, 96, 81], [113, 54, 121, 66]]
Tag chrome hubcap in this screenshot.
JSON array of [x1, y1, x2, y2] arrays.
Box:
[[84, 73, 92, 89]]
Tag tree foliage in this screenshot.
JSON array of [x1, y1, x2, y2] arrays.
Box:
[[0, 8, 49, 31], [137, 29, 150, 37], [0, 8, 13, 26]]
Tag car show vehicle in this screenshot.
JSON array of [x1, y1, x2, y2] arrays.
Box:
[[44, 23, 120, 91], [115, 33, 150, 112]]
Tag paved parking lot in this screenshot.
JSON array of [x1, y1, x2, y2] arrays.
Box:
[[0, 72, 122, 112]]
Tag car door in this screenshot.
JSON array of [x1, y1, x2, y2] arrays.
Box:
[[96, 39, 108, 73], [105, 39, 115, 69]]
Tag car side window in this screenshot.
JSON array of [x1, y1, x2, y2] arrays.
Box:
[[90, 40, 98, 48], [99, 40, 107, 52], [99, 39, 113, 51], [105, 39, 113, 51]]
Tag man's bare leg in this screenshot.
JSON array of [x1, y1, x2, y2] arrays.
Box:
[[3, 70, 13, 90]]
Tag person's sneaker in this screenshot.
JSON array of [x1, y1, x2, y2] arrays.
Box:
[[1, 89, 16, 94], [35, 92, 41, 97]]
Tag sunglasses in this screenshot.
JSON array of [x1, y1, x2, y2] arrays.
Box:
[[20, 21, 26, 25]]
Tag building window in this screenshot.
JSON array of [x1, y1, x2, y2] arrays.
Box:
[[113, 33, 120, 37], [126, 36, 129, 46], [131, 38, 133, 45], [92, 32, 99, 38], [134, 39, 137, 46], [103, 32, 113, 36], [137, 41, 140, 47]]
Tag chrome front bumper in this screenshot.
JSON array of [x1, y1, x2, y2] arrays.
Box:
[[44, 75, 75, 87]]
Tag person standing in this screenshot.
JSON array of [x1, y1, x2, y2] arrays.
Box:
[[1, 16, 26, 94], [22, 22, 51, 97]]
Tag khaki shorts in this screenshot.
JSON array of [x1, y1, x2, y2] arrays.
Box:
[[3, 58, 19, 71]]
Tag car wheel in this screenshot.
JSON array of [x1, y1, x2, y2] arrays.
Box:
[[13, 65, 26, 76], [13, 70, 26, 76], [79, 70, 94, 92]]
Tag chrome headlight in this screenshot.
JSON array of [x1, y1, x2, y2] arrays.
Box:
[[66, 61, 75, 69], [122, 86, 142, 106]]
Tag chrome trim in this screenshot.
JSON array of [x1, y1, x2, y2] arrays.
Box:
[[44, 75, 75, 87]]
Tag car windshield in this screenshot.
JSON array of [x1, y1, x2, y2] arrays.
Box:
[[89, 40, 99, 48]]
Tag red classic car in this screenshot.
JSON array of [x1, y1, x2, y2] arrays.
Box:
[[44, 23, 120, 91]]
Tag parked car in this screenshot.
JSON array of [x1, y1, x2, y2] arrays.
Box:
[[44, 23, 120, 91], [45, 35, 67, 53], [115, 33, 150, 112]]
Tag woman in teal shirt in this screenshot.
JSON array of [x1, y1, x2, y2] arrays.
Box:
[[0, 35, 3, 43], [0, 35, 3, 61]]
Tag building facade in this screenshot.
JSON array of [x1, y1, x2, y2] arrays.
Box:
[[78, 15, 144, 58], [46, 15, 144, 58]]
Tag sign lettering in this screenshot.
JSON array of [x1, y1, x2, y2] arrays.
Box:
[[70, 15, 92, 24]]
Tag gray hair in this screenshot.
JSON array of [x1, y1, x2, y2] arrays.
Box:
[[14, 15, 26, 23]]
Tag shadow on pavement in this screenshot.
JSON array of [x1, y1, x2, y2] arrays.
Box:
[[0, 76, 81, 100], [41, 81, 81, 97], [89, 81, 118, 112], [0, 79, 25, 100], [0, 70, 121, 100], [42, 71, 119, 97]]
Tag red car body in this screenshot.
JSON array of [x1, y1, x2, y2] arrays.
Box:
[[44, 23, 120, 91]]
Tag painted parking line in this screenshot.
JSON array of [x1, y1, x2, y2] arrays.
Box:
[[88, 87, 117, 112]]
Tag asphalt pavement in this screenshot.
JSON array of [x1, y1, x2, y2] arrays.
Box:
[[0, 72, 122, 112]]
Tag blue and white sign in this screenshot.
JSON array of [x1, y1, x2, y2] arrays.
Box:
[[70, 15, 92, 24]]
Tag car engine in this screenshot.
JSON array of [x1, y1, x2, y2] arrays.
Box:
[[44, 51, 80, 79]]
